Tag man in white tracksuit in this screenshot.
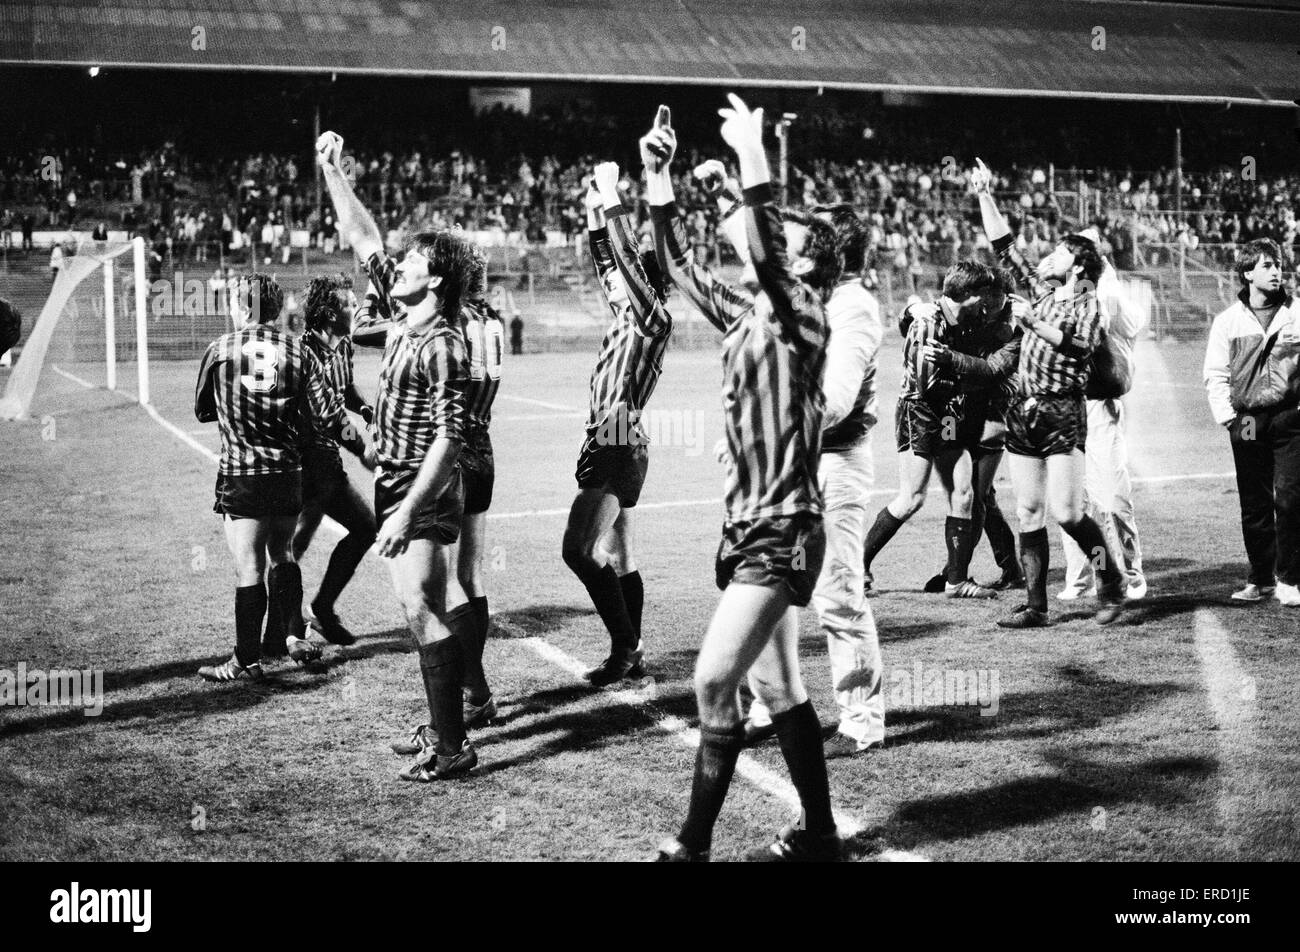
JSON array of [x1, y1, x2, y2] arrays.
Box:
[[744, 204, 886, 757], [1058, 227, 1149, 601]]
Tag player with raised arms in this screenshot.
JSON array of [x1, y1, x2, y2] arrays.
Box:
[[318, 129, 483, 781], [970, 158, 1128, 628], [561, 144, 673, 687], [654, 94, 843, 861], [194, 273, 332, 681]]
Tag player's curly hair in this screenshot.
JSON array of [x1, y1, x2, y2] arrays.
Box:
[[406, 229, 478, 320], [810, 202, 870, 275], [304, 274, 349, 333], [781, 209, 842, 298], [1236, 238, 1284, 288], [238, 272, 284, 325], [1062, 235, 1104, 287], [943, 260, 1009, 302], [465, 244, 488, 301]]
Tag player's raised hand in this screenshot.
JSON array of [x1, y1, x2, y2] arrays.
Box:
[[593, 161, 621, 201], [583, 181, 604, 216], [692, 159, 728, 196], [640, 105, 677, 173], [316, 131, 344, 171], [717, 93, 764, 155], [969, 157, 993, 195]]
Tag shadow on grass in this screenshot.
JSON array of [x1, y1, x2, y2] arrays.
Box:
[[872, 750, 1217, 850], [0, 630, 414, 741], [879, 663, 1189, 748]]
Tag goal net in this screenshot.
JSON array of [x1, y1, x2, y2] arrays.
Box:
[[0, 238, 149, 421]]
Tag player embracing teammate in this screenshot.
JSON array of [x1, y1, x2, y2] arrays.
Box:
[[318, 130, 488, 781], [195, 273, 353, 680], [648, 95, 844, 861], [970, 159, 1128, 628], [861, 262, 1020, 599]]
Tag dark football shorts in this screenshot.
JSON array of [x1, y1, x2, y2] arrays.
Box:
[[574, 431, 649, 509], [459, 427, 496, 516], [375, 465, 464, 545], [957, 397, 1009, 456], [895, 396, 962, 459], [301, 447, 347, 510], [715, 512, 827, 608], [213, 470, 303, 520], [1004, 393, 1087, 458]]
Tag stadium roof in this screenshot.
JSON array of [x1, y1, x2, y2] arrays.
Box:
[[1, 1, 1297, 106]]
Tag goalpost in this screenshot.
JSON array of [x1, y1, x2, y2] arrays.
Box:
[[0, 236, 150, 420]]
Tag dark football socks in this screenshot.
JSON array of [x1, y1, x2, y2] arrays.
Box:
[[267, 563, 306, 641], [468, 595, 490, 650], [863, 507, 906, 573], [575, 563, 637, 654], [314, 532, 371, 613], [678, 722, 746, 855], [984, 495, 1020, 574], [1019, 528, 1050, 612], [944, 516, 976, 585], [451, 602, 491, 704], [234, 583, 267, 667], [772, 700, 836, 836], [618, 571, 644, 640], [418, 637, 467, 756], [1061, 516, 1124, 589]]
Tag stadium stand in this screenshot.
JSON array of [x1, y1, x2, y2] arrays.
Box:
[[0, 1, 1297, 104]]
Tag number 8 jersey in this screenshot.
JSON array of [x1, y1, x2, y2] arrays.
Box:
[[195, 323, 330, 476]]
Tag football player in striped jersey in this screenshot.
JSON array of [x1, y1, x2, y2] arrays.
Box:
[[561, 160, 673, 688], [860, 262, 1012, 599], [452, 248, 504, 726], [286, 274, 376, 648], [655, 94, 842, 862], [970, 158, 1127, 628], [319, 130, 482, 781], [194, 273, 332, 680], [650, 135, 889, 759]]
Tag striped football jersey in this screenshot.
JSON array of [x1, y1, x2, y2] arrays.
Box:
[[720, 182, 829, 523], [993, 234, 1102, 396], [649, 200, 754, 332], [586, 205, 673, 438], [461, 299, 505, 433], [898, 300, 962, 407], [356, 253, 469, 469], [300, 332, 356, 452], [195, 323, 329, 476]]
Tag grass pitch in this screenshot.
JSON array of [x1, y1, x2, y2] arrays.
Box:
[[1, 332, 1297, 861]]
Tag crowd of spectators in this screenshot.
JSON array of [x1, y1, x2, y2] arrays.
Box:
[[4, 101, 1297, 284]]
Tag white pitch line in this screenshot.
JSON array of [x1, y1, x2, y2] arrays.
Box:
[[51, 364, 101, 391], [1132, 471, 1234, 485], [144, 403, 219, 463], [1191, 608, 1259, 849], [135, 398, 914, 856], [496, 393, 576, 411], [519, 635, 902, 852]]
